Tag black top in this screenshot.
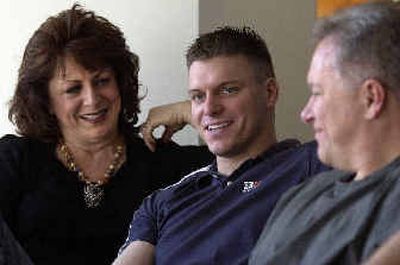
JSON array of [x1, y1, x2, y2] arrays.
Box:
[[250, 156, 400, 265], [0, 213, 33, 265], [0, 134, 213, 265]]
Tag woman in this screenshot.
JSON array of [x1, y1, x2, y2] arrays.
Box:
[[0, 5, 212, 265]]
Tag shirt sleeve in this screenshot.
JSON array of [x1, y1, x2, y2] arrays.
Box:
[[118, 191, 162, 254]]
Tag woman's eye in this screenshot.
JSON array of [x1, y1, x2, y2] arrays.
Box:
[[66, 85, 81, 94]]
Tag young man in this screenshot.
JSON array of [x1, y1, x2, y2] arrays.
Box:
[[114, 27, 327, 265], [249, 2, 400, 264]]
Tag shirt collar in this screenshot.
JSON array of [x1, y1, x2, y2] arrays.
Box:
[[201, 139, 301, 184]]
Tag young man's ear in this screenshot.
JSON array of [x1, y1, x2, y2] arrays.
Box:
[[361, 79, 386, 119], [264, 78, 279, 108]]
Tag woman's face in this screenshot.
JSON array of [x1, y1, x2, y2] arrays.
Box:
[[48, 56, 121, 145]]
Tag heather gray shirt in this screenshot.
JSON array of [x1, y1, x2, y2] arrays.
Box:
[[249, 157, 400, 265]]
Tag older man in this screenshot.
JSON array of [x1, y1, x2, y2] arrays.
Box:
[[250, 2, 400, 265]]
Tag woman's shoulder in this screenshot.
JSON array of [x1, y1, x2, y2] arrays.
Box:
[[0, 134, 51, 158], [1, 133, 48, 145], [0, 134, 31, 151], [0, 134, 28, 144], [0, 134, 45, 144]]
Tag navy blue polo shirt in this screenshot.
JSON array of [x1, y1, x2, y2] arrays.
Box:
[[121, 140, 328, 265]]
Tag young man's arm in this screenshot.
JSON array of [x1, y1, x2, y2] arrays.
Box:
[[113, 241, 155, 265]]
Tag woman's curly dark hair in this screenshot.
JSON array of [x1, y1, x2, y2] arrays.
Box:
[[9, 4, 140, 142]]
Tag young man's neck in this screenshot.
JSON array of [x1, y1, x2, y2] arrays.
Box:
[[216, 138, 277, 176]]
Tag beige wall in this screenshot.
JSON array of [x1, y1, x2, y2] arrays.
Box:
[[199, 0, 315, 142]]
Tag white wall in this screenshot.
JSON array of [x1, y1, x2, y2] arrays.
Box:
[[1, 1, 315, 145], [0, 0, 199, 144], [199, 0, 315, 142]]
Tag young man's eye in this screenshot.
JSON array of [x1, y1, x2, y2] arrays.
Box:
[[190, 93, 205, 103]]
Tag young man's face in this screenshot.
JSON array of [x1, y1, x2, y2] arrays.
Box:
[[188, 55, 277, 160], [301, 38, 364, 169]]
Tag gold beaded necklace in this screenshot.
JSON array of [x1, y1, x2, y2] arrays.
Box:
[[58, 142, 124, 208]]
